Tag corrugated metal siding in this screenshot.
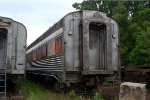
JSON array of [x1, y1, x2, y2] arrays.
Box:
[[55, 36, 62, 55], [30, 55, 63, 70]]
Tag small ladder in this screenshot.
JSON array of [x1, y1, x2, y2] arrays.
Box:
[[0, 67, 6, 100]]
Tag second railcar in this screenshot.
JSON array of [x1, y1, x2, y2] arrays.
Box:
[[0, 16, 26, 98], [26, 10, 119, 87], [0, 17, 26, 75]]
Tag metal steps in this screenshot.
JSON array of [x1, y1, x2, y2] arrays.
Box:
[[0, 68, 6, 100]]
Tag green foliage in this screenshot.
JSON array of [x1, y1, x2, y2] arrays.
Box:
[[93, 91, 105, 100], [103, 80, 122, 87], [114, 97, 119, 100], [72, 1, 150, 67], [19, 80, 53, 100], [73, 1, 98, 10], [69, 90, 76, 97], [19, 80, 83, 100]]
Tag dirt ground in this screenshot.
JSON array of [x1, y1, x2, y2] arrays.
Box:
[[99, 86, 150, 100], [99, 86, 120, 100]]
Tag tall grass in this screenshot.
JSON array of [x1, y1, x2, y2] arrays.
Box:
[[18, 80, 82, 100], [18, 80, 105, 100]]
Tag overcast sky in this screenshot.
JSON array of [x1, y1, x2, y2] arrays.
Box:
[[0, 0, 83, 45]]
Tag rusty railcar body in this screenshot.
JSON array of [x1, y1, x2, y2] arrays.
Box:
[[26, 10, 119, 87]]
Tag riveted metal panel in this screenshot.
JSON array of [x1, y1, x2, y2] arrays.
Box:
[[64, 12, 81, 71], [64, 15, 74, 70], [106, 22, 112, 70], [15, 21, 27, 71], [82, 19, 89, 70]]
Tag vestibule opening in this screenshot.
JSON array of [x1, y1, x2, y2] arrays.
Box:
[[0, 28, 8, 68], [89, 22, 107, 70]]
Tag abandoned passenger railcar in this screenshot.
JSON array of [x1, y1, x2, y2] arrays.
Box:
[[0, 16, 27, 97], [26, 10, 119, 88]]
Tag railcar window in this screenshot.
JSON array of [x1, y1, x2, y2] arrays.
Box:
[[0, 39, 3, 49], [89, 22, 106, 49], [0, 28, 7, 39], [41, 45, 46, 58], [55, 36, 62, 55]]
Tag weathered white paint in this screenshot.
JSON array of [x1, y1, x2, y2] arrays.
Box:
[[119, 82, 146, 100]]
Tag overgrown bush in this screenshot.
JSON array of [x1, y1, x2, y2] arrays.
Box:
[[93, 91, 105, 100]]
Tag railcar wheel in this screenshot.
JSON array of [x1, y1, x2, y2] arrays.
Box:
[[54, 81, 60, 92]]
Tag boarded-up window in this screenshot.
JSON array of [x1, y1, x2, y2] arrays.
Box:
[[41, 45, 46, 58], [55, 36, 62, 55], [47, 42, 50, 57], [36, 47, 42, 60], [33, 50, 36, 61], [47, 40, 55, 57]]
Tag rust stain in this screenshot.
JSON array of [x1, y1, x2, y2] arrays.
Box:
[[55, 36, 62, 55], [36, 48, 42, 60]]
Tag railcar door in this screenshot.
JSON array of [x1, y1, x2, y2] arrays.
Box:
[[0, 28, 7, 68], [89, 23, 107, 70], [82, 20, 112, 72]]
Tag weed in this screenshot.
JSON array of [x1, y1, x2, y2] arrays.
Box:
[[92, 91, 105, 100], [69, 90, 76, 97], [103, 80, 122, 87], [18, 80, 84, 100]]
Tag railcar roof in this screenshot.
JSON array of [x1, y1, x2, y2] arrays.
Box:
[[27, 10, 112, 50], [0, 16, 27, 36], [27, 11, 83, 50], [27, 18, 63, 50]]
